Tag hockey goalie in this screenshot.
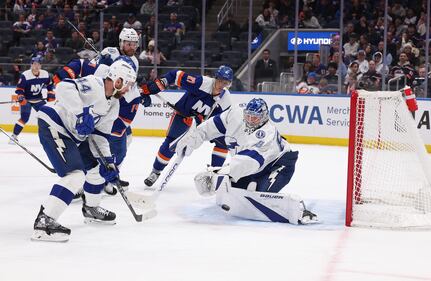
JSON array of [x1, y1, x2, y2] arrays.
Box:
[[175, 98, 318, 225]]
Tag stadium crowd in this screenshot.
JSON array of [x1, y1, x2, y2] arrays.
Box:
[[0, 0, 429, 96]]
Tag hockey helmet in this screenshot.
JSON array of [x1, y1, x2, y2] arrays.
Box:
[[107, 60, 137, 93], [31, 56, 43, 64], [215, 65, 233, 82], [243, 98, 269, 133]]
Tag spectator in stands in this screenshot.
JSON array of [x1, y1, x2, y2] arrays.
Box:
[[390, 52, 417, 86], [401, 43, 419, 67], [376, 40, 393, 66], [43, 7, 56, 28], [311, 53, 326, 77], [344, 61, 360, 92], [373, 52, 389, 76], [123, 14, 143, 33], [319, 78, 337, 94], [12, 13, 31, 46], [63, 4, 74, 21], [32, 41, 47, 57], [413, 66, 430, 98], [33, 13, 49, 30], [138, 40, 167, 65], [324, 62, 339, 85], [26, 5, 38, 26], [164, 12, 185, 44], [91, 30, 102, 50], [417, 14, 426, 36], [355, 50, 369, 74], [343, 22, 355, 43], [404, 8, 417, 25], [301, 9, 321, 29], [343, 33, 359, 61], [355, 16, 368, 36], [10, 58, 23, 85], [120, 0, 136, 14], [255, 8, 276, 29], [391, 2, 406, 18], [300, 61, 313, 82], [43, 30, 59, 50], [13, 0, 25, 15], [102, 21, 117, 47], [296, 72, 319, 94], [331, 51, 347, 78], [65, 31, 84, 53], [267, 1, 279, 24], [82, 7, 95, 25], [77, 21, 88, 38], [52, 17, 70, 41], [358, 60, 382, 91], [43, 49, 59, 73], [254, 48, 277, 87], [140, 0, 155, 16], [143, 15, 156, 42], [218, 13, 240, 41]]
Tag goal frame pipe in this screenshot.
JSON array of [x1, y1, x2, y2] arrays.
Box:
[[346, 90, 364, 226]]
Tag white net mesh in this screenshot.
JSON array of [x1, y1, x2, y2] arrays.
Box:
[[351, 90, 431, 228]]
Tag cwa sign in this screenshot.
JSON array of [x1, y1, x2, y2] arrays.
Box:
[[287, 31, 338, 51]]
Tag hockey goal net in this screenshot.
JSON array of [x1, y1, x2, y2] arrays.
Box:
[[346, 90, 431, 228]]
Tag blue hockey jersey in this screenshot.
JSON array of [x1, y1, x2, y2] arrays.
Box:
[[163, 70, 232, 118], [16, 69, 54, 101], [53, 59, 98, 85]]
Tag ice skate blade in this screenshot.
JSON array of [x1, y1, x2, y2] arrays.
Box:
[[299, 217, 320, 225], [31, 230, 69, 242], [84, 217, 116, 225]]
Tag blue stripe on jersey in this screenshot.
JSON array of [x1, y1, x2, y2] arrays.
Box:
[[39, 106, 80, 143], [213, 115, 226, 134], [237, 149, 265, 167], [50, 184, 75, 205], [245, 196, 290, 223]]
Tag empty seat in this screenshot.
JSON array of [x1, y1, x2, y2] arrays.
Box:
[[179, 40, 201, 51], [55, 47, 73, 55], [231, 41, 248, 52], [19, 37, 37, 48], [205, 41, 221, 51], [8, 47, 26, 59], [212, 32, 230, 49], [239, 32, 256, 41], [169, 49, 191, 65], [161, 60, 179, 67], [0, 21, 12, 28], [184, 31, 201, 41]]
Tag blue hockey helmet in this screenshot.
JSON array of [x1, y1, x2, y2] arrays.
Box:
[[215, 65, 233, 82], [31, 56, 43, 64], [243, 98, 269, 133]]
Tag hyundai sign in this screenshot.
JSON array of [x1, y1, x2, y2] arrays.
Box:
[[287, 31, 338, 51]]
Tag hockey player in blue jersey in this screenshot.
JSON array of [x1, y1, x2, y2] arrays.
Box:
[[52, 58, 98, 85], [143, 65, 234, 187], [31, 60, 137, 242], [175, 98, 318, 224], [9, 56, 55, 143]]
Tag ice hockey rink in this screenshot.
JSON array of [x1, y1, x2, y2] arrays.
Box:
[[1, 133, 431, 281]]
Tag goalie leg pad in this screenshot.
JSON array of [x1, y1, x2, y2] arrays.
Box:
[[216, 185, 307, 224]]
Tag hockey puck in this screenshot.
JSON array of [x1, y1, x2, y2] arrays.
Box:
[[221, 204, 230, 211]]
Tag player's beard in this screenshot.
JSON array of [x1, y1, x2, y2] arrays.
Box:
[[113, 90, 123, 99]]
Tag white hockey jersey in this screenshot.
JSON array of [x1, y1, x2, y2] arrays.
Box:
[[196, 106, 291, 182], [38, 75, 119, 157]]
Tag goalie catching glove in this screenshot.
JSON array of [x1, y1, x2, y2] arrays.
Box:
[[194, 165, 231, 196]]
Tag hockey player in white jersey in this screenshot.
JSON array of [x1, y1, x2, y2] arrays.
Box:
[[32, 60, 136, 242], [175, 98, 318, 224]]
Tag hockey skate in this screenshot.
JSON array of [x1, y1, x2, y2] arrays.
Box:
[[144, 171, 160, 187], [82, 204, 116, 225], [8, 134, 18, 145], [72, 188, 84, 202], [31, 206, 71, 242]]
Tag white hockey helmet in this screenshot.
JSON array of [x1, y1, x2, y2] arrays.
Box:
[[107, 60, 137, 92], [119, 28, 139, 48]]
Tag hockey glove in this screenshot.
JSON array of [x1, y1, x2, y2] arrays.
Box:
[[75, 107, 95, 136], [140, 94, 152, 107], [140, 78, 167, 95], [17, 94, 27, 106], [47, 91, 56, 102], [175, 128, 205, 156], [98, 156, 119, 183]]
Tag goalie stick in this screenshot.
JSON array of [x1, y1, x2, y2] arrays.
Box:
[[89, 138, 146, 222], [0, 127, 56, 173]]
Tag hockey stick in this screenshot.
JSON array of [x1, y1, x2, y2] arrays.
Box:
[[0, 98, 48, 105], [89, 138, 144, 222], [0, 127, 56, 173]]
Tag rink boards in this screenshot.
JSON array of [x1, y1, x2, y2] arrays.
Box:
[[1, 87, 431, 150]]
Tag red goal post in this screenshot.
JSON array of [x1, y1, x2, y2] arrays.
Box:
[[346, 89, 431, 229]]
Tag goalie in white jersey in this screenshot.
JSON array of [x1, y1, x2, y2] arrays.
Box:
[[32, 60, 137, 242], [175, 98, 318, 224]]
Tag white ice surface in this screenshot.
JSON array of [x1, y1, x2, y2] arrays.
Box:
[[0, 133, 430, 281]]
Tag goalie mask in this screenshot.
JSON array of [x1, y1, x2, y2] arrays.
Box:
[[243, 98, 269, 133]]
